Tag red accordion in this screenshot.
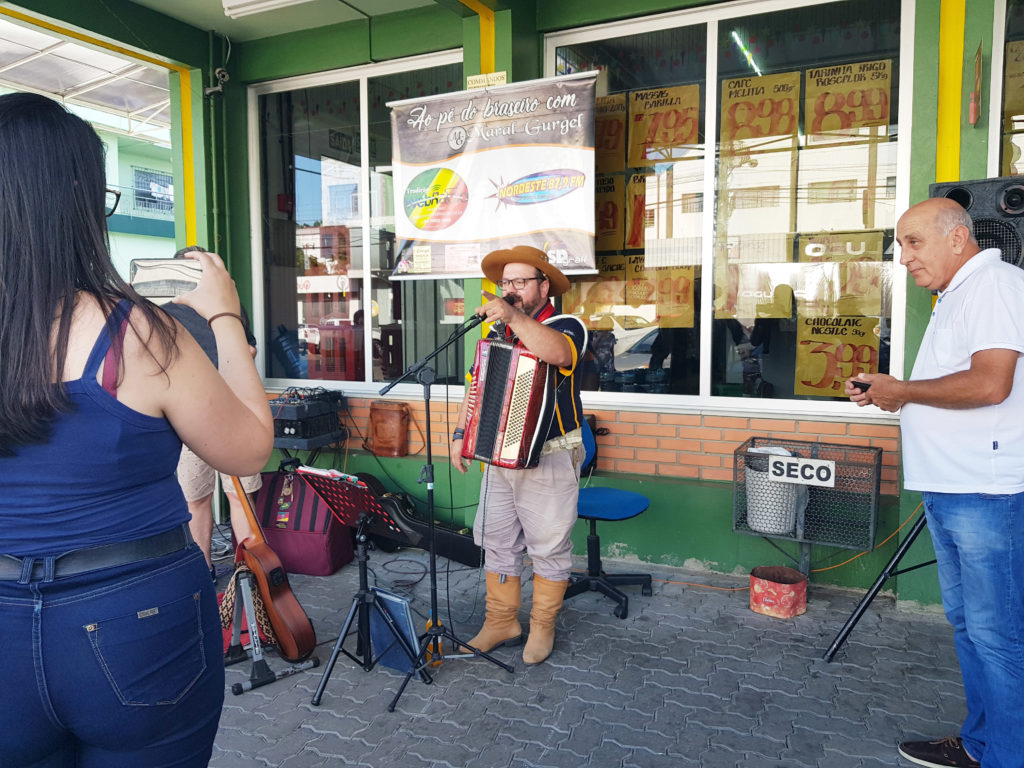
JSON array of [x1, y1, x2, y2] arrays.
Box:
[[460, 339, 555, 469]]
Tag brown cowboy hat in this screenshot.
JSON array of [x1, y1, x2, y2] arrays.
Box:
[[480, 245, 570, 297]]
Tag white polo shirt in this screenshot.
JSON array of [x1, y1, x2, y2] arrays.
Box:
[[901, 249, 1024, 493]]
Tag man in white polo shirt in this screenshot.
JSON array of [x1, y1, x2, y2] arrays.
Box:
[[847, 197, 1024, 768]]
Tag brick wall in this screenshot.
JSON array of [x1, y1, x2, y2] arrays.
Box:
[[328, 397, 901, 497]]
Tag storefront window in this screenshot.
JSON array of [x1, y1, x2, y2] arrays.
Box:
[[257, 57, 463, 383], [1003, 0, 1024, 176], [554, 0, 900, 403], [715, 2, 898, 401], [557, 25, 706, 395]]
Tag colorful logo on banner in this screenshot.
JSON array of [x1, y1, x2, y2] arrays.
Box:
[[491, 169, 586, 206], [389, 72, 597, 280], [403, 168, 469, 231]]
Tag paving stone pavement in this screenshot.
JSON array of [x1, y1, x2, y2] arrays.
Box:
[[212, 549, 963, 768]]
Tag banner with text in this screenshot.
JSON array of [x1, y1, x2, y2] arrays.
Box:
[[389, 72, 597, 280]]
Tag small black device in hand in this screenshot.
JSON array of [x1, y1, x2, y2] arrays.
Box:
[[850, 380, 871, 392]]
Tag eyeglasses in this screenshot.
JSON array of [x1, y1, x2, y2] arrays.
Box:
[[497, 276, 545, 290], [104, 188, 121, 218]]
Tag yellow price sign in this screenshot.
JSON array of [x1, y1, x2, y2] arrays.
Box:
[[720, 71, 800, 143], [794, 316, 880, 396], [805, 59, 891, 141], [624, 173, 648, 250], [654, 267, 695, 329], [628, 85, 700, 167], [595, 174, 624, 252], [595, 94, 627, 173]]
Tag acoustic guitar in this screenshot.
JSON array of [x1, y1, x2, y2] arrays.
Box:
[[230, 476, 317, 663]]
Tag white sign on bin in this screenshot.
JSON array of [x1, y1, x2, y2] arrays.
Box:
[[768, 456, 836, 488]]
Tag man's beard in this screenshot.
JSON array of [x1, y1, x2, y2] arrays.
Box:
[[514, 294, 545, 316]]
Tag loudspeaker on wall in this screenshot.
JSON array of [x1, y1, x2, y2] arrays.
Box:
[[929, 176, 1024, 268]]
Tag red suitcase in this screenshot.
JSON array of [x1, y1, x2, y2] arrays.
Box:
[[252, 469, 354, 576]]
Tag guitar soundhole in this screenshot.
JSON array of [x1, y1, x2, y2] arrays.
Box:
[[269, 568, 288, 587]]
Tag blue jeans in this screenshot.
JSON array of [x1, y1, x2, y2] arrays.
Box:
[[0, 541, 224, 767], [922, 492, 1024, 768]]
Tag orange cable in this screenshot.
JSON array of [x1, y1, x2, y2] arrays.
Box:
[[810, 502, 923, 574]]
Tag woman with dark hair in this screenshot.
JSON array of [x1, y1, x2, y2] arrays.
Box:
[[0, 93, 273, 766]]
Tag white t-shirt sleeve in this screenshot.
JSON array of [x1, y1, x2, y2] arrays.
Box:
[[965, 271, 1024, 357]]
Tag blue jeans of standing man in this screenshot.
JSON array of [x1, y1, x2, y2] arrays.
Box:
[[0, 542, 224, 767], [922, 491, 1024, 768]]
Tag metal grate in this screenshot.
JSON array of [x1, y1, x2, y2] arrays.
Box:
[[733, 437, 882, 551]]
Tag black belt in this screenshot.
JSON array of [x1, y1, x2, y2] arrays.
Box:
[[0, 525, 194, 581]]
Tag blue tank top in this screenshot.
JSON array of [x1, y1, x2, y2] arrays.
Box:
[[0, 300, 188, 557]]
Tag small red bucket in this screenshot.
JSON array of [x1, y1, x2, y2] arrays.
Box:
[[750, 566, 807, 618]]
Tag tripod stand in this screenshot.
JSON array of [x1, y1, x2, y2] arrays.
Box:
[[297, 468, 430, 705], [379, 324, 514, 712], [223, 567, 320, 694], [823, 513, 935, 661], [310, 511, 428, 704]]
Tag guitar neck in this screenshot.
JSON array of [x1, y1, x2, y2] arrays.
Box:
[[230, 475, 267, 548]]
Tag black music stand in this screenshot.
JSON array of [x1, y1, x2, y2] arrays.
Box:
[[297, 467, 432, 706], [823, 513, 935, 661], [378, 319, 514, 712]]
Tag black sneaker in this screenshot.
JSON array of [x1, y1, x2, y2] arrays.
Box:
[[210, 564, 218, 583], [898, 737, 980, 768]]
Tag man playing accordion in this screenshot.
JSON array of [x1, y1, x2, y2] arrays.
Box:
[[450, 245, 587, 665]]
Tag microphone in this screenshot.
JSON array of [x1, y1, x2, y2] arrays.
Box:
[[466, 295, 516, 333]]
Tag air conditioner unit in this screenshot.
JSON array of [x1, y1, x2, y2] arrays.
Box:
[[221, 0, 318, 18]]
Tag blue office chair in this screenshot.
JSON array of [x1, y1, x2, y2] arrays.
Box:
[[564, 418, 653, 618]]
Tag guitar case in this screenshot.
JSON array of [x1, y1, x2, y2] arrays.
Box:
[[356, 473, 482, 568]]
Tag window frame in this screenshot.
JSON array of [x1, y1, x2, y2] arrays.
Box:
[[246, 48, 463, 399], [544, 0, 914, 418]]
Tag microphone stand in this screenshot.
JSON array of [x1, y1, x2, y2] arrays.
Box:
[[379, 314, 514, 712]]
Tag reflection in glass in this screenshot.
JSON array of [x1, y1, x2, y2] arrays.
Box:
[[713, 0, 899, 400], [368, 64, 465, 385], [1003, 0, 1024, 176], [557, 24, 706, 395], [258, 61, 462, 383]]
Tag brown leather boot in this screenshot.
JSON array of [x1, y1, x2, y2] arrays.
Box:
[[523, 575, 568, 664], [457, 572, 522, 653]]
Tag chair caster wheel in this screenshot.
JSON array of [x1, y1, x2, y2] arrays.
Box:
[[642, 585, 653, 597], [613, 605, 627, 619]]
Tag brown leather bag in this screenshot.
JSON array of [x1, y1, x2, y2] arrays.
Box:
[[364, 400, 410, 457]]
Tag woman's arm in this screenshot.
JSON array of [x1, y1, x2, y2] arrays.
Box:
[[122, 250, 273, 475]]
